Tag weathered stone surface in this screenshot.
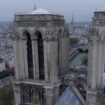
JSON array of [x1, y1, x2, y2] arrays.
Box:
[[87, 11, 105, 105], [13, 10, 69, 105]]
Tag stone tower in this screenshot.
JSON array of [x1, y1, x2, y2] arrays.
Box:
[[87, 11, 105, 105], [12, 8, 69, 105]]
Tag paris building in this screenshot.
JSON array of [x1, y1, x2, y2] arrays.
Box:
[[12, 8, 69, 105]]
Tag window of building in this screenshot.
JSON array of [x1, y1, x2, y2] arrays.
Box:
[[36, 31, 45, 80], [24, 31, 34, 79]]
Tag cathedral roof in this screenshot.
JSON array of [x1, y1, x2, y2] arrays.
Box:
[[31, 8, 53, 15], [55, 87, 87, 105]]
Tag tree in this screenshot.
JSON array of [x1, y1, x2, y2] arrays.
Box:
[[0, 85, 14, 105]]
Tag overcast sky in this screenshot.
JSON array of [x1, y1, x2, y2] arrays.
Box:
[[0, 0, 105, 22]]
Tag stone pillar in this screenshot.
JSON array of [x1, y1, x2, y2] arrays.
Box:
[[90, 41, 98, 90], [59, 37, 69, 76], [97, 42, 103, 88], [86, 89, 97, 105], [33, 88, 36, 104], [15, 39, 25, 79], [50, 41, 59, 83], [48, 41, 59, 83], [87, 42, 92, 88], [14, 40, 19, 80], [102, 42, 105, 87], [22, 39, 28, 79], [44, 86, 54, 105], [87, 39, 99, 105], [53, 86, 59, 104], [13, 85, 21, 105], [35, 88, 39, 104], [44, 40, 59, 83], [44, 85, 59, 105], [43, 41, 49, 82], [32, 39, 39, 80]]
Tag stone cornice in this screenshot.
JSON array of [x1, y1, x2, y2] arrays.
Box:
[[88, 28, 105, 44], [15, 21, 64, 27]]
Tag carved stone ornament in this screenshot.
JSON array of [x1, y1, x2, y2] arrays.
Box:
[[90, 28, 105, 44], [14, 32, 21, 40], [88, 28, 102, 44], [43, 36, 58, 42], [44, 29, 58, 42]]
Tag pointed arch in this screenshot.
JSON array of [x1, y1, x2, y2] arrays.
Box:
[[23, 31, 34, 79], [21, 28, 32, 40], [32, 28, 45, 40]]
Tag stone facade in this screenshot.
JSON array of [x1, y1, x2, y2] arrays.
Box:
[[87, 11, 105, 105], [13, 12, 69, 105]]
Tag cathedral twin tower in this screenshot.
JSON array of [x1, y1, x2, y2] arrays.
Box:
[[13, 8, 69, 105], [12, 5, 105, 105]]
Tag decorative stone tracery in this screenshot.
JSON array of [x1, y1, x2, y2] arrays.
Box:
[[13, 9, 69, 105], [89, 28, 105, 44]]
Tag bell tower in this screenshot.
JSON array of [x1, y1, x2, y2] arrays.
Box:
[[13, 8, 69, 105], [87, 11, 105, 105]]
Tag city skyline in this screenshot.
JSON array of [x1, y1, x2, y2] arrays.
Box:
[[0, 0, 105, 22]]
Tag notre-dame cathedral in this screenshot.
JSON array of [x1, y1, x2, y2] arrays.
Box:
[[12, 4, 105, 105], [12, 7, 69, 105]]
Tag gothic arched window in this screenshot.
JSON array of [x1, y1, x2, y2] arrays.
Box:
[[23, 31, 34, 79], [36, 31, 45, 80]]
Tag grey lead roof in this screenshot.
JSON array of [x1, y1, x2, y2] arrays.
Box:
[[55, 87, 84, 105]]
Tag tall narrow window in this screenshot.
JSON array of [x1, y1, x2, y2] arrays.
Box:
[[24, 31, 34, 79], [37, 31, 45, 80]]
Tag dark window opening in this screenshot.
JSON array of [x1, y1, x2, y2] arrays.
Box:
[[25, 31, 34, 79], [37, 32, 45, 80], [39, 90, 45, 105], [22, 88, 33, 104]]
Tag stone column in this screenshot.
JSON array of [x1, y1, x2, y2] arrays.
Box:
[[36, 89, 39, 104], [86, 40, 99, 105], [43, 41, 49, 82], [14, 40, 19, 79], [86, 89, 97, 105], [59, 37, 69, 76], [44, 85, 59, 105], [44, 86, 54, 105], [44, 40, 59, 83], [90, 41, 98, 90], [53, 86, 59, 104], [48, 41, 59, 83], [97, 42, 103, 88], [32, 39, 39, 80], [50, 41, 59, 83], [13, 85, 21, 105], [87, 41, 92, 88], [53, 41, 59, 82], [15, 39, 25, 79], [22, 39, 28, 79], [32, 88, 36, 104], [103, 41, 105, 85]]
